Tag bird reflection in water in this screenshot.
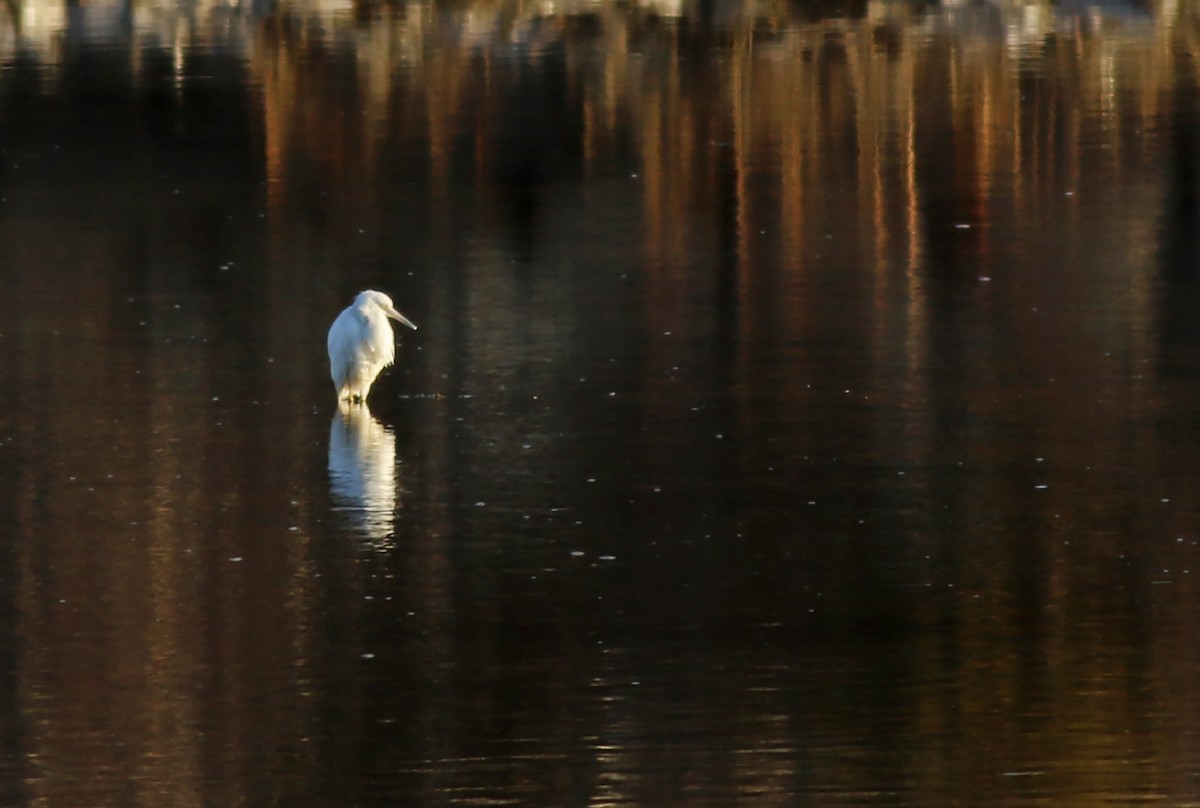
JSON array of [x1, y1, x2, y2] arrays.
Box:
[[328, 402, 398, 547]]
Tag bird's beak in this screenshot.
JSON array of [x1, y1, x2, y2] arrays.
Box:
[[383, 305, 418, 330]]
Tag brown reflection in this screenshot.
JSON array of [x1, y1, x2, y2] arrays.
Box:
[[3, 0, 1200, 804], [243, 0, 1200, 800], [1, 282, 328, 805]]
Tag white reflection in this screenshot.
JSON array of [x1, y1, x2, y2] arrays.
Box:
[[328, 403, 397, 545]]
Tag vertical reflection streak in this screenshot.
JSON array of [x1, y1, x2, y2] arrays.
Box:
[[329, 406, 398, 548]]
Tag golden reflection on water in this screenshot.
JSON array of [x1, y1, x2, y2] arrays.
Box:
[[3, 0, 1200, 804]]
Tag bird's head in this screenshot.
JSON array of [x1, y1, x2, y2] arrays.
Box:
[[357, 290, 418, 331]]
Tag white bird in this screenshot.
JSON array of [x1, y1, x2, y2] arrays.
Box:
[[327, 290, 418, 404]]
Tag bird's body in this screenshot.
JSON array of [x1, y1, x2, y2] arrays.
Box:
[[327, 290, 418, 404]]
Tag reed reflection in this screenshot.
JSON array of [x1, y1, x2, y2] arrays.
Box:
[[328, 403, 399, 545], [3, 0, 1200, 804]]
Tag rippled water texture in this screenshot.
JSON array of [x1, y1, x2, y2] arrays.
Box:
[[3, 0, 1200, 803]]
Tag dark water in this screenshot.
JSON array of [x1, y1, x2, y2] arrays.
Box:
[[3, 0, 1200, 803]]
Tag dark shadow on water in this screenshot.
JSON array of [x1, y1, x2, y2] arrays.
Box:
[[1157, 61, 1200, 382]]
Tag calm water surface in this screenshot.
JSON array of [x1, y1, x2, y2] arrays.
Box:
[[3, 0, 1200, 803]]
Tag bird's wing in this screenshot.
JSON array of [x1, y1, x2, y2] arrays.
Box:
[[327, 309, 363, 390]]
